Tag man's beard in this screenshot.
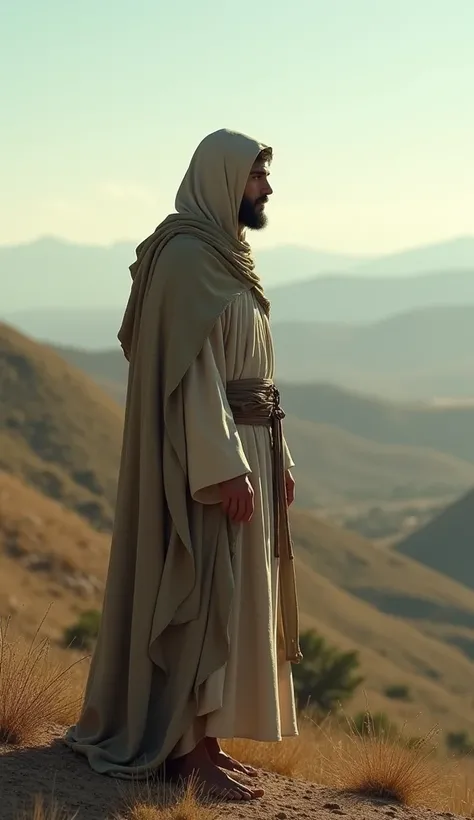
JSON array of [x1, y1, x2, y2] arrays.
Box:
[[238, 196, 268, 230]]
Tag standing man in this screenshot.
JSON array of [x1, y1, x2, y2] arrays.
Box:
[[66, 129, 301, 802]]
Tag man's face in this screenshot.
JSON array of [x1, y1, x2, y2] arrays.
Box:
[[238, 159, 273, 230]]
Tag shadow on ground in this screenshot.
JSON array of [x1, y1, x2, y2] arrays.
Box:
[[0, 738, 126, 820]]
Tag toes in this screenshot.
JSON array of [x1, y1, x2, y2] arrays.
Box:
[[244, 766, 259, 777], [231, 784, 254, 801]]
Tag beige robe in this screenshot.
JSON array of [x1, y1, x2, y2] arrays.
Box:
[[65, 130, 300, 778], [174, 290, 298, 756]]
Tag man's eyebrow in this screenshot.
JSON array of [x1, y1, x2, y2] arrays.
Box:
[[251, 166, 270, 175]]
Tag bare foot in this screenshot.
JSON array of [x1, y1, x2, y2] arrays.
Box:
[[167, 740, 264, 802], [205, 736, 259, 778]]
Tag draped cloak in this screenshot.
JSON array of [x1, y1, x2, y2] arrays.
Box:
[[64, 129, 300, 777]]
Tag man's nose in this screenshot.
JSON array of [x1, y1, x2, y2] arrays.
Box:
[[264, 181, 273, 196]]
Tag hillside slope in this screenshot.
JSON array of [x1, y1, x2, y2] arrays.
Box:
[[272, 305, 474, 397], [0, 471, 108, 642], [12, 302, 474, 400], [3, 236, 474, 320], [46, 345, 474, 506], [5, 470, 474, 734], [269, 267, 474, 323], [50, 344, 474, 465], [395, 487, 474, 593], [280, 382, 474, 463], [284, 416, 474, 505], [0, 323, 122, 529]]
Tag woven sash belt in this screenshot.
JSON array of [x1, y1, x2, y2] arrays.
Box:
[[226, 377, 302, 663]]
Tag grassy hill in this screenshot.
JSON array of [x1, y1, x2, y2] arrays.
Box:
[[283, 416, 474, 506], [48, 344, 474, 506], [291, 510, 474, 732], [8, 303, 474, 400], [0, 323, 122, 530], [5, 468, 474, 735], [395, 487, 474, 594], [0, 471, 108, 643], [280, 382, 474, 464], [7, 322, 474, 732], [50, 343, 474, 464], [9, 300, 474, 400]]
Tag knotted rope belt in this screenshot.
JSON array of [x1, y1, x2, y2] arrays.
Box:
[[226, 378, 302, 663]]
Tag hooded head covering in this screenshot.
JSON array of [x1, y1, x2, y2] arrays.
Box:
[[119, 128, 271, 360], [65, 130, 277, 778], [175, 128, 271, 238]]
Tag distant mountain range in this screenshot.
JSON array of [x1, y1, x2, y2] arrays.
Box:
[[272, 306, 474, 397], [268, 267, 474, 323], [4, 235, 474, 399], [3, 322, 474, 513], [40, 335, 474, 506], [29, 304, 474, 400], [50, 342, 474, 470], [2, 234, 474, 315], [0, 237, 360, 313]]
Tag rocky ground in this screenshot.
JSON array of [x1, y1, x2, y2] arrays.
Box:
[[0, 734, 465, 820]]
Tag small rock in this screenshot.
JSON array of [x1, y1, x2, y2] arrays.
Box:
[[24, 553, 52, 571]]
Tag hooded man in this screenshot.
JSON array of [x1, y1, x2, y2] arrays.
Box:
[[65, 129, 301, 802]]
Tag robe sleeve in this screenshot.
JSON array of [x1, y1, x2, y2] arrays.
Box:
[[182, 318, 251, 505]]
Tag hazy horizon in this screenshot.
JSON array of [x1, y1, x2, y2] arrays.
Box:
[[2, 0, 474, 254], [1, 232, 474, 260]]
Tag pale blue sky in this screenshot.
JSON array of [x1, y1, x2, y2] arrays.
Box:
[[1, 0, 473, 252]]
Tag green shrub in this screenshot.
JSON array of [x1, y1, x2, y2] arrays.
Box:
[[446, 730, 474, 756], [63, 609, 101, 651], [293, 629, 363, 715], [353, 710, 399, 739], [384, 684, 411, 701]]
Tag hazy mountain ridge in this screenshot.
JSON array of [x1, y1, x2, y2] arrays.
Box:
[[0, 236, 361, 313], [5, 303, 474, 400], [49, 339, 474, 468], [4, 234, 474, 399], [269, 267, 474, 323], [3, 234, 474, 317], [45, 338, 474, 507]]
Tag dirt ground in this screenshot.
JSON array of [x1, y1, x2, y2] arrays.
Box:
[[0, 734, 464, 820]]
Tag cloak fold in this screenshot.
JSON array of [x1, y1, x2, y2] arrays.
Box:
[[65, 129, 277, 777]]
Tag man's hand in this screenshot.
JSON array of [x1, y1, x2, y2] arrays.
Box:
[[285, 470, 295, 507], [219, 475, 254, 523]]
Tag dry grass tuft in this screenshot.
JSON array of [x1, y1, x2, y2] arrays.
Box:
[[16, 794, 77, 819], [225, 716, 338, 782], [0, 615, 85, 746], [322, 713, 443, 805], [225, 734, 307, 778], [120, 776, 220, 820], [445, 758, 474, 816]]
